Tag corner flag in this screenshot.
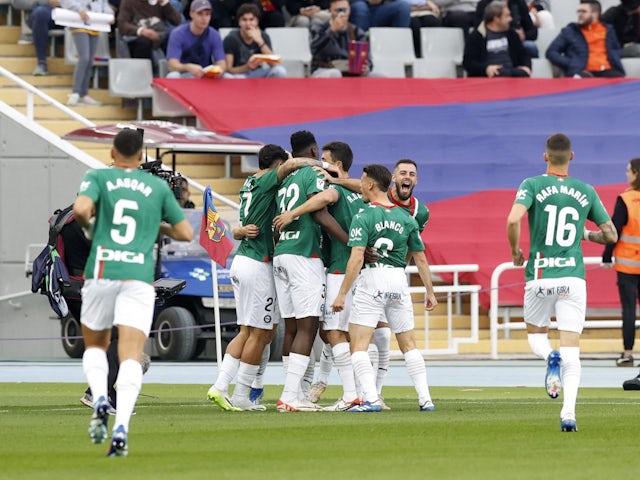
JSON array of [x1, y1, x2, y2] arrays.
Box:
[[199, 186, 233, 268]]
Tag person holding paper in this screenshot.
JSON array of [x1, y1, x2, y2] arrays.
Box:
[[62, 0, 114, 106], [222, 2, 287, 78]]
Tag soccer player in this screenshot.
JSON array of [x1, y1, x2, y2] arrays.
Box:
[[274, 133, 345, 412], [207, 144, 338, 411], [274, 141, 362, 411], [506, 133, 617, 432], [331, 164, 438, 412], [73, 128, 194, 456]]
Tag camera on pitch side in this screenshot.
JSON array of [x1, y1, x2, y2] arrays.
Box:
[[139, 160, 184, 201]]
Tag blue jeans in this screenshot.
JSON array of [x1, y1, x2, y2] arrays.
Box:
[[349, 0, 410, 31], [28, 5, 60, 64]]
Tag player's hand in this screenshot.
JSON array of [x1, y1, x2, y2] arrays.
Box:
[[242, 224, 260, 239], [364, 246, 378, 264], [512, 248, 524, 266], [425, 292, 437, 311], [273, 211, 297, 231], [332, 293, 346, 312]]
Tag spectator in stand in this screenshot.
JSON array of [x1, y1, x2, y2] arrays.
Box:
[[463, 0, 531, 76], [601, 0, 640, 57], [602, 158, 640, 368], [286, 0, 330, 27], [185, 0, 240, 29], [546, 0, 624, 77], [408, 0, 442, 57], [28, 0, 62, 76], [165, 0, 228, 78], [117, 0, 182, 62], [223, 3, 287, 77], [476, 0, 538, 57], [251, 0, 285, 28], [526, 0, 554, 29], [310, 0, 376, 77], [434, 0, 479, 37], [63, 0, 114, 106], [348, 0, 411, 32]]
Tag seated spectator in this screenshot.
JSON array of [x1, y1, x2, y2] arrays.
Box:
[[546, 0, 624, 77], [286, 0, 330, 27], [27, 0, 63, 76], [408, 0, 442, 57], [223, 3, 287, 77], [63, 0, 113, 106], [349, 0, 411, 32], [310, 0, 377, 76], [601, 0, 640, 57], [185, 0, 239, 30], [166, 0, 228, 77], [476, 0, 537, 57], [251, 0, 285, 28], [435, 0, 478, 37], [117, 0, 183, 63], [463, 0, 531, 76]]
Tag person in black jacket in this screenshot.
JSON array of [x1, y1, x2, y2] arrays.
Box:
[[601, 0, 640, 58], [463, 0, 531, 77], [475, 0, 538, 56]]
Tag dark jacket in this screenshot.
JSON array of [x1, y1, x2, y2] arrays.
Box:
[[601, 4, 640, 45], [546, 22, 624, 77], [310, 20, 371, 73], [475, 0, 537, 41], [463, 23, 531, 77]]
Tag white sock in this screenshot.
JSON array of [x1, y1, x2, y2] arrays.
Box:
[[317, 342, 333, 384], [367, 343, 379, 378], [351, 350, 378, 403], [374, 327, 391, 395], [280, 353, 309, 403], [83, 347, 109, 403], [560, 346, 581, 420], [114, 359, 142, 433], [404, 349, 432, 405], [527, 333, 553, 360], [213, 354, 240, 394], [300, 349, 316, 401], [332, 342, 357, 402], [251, 343, 270, 390], [232, 362, 260, 404]]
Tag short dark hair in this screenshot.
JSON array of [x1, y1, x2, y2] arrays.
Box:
[[237, 2, 260, 19], [258, 144, 288, 169], [484, 0, 507, 24], [114, 128, 143, 158], [394, 158, 417, 171], [322, 141, 353, 172], [581, 0, 601, 14], [546, 133, 572, 165], [363, 164, 392, 192], [290, 130, 317, 157], [629, 158, 640, 190]]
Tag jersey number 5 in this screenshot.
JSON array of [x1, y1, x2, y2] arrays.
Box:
[[111, 199, 139, 245]]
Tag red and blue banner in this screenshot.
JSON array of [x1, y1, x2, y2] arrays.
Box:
[[199, 186, 234, 268], [155, 78, 640, 308]]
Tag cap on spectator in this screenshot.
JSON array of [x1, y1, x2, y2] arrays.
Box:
[[191, 0, 212, 12]]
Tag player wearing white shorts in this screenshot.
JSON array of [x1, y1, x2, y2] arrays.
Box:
[[331, 164, 438, 412], [74, 128, 193, 456], [207, 144, 334, 411], [274, 141, 363, 410], [507, 133, 616, 432]]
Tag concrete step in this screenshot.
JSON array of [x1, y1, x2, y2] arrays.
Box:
[[0, 74, 73, 87], [0, 57, 75, 75], [1, 87, 116, 105], [0, 26, 21, 43]]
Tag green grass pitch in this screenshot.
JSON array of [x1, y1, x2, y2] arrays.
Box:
[[1, 383, 638, 480]]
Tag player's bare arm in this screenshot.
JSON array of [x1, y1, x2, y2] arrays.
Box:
[[332, 246, 365, 312], [273, 188, 338, 230], [585, 220, 618, 245], [412, 250, 438, 311], [312, 207, 348, 245], [160, 219, 193, 242], [232, 224, 260, 240], [277, 157, 339, 181], [506, 203, 527, 266]]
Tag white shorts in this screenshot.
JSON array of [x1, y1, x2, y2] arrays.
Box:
[[350, 267, 414, 334], [523, 277, 586, 334], [230, 255, 280, 330], [273, 254, 325, 319], [323, 273, 351, 332], [80, 279, 155, 336]]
